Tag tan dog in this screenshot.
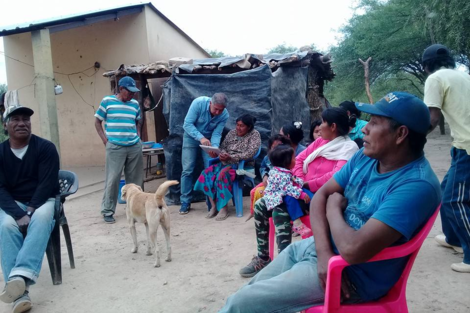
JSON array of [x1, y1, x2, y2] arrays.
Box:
[[121, 180, 179, 267]]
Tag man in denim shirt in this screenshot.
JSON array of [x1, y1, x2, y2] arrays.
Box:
[[179, 93, 229, 214]]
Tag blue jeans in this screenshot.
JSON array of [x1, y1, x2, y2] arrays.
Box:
[[441, 147, 470, 264], [180, 145, 210, 204], [0, 199, 55, 284], [284, 189, 314, 221], [221, 238, 325, 313]]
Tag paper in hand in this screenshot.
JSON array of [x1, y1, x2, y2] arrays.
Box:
[[199, 145, 221, 155]]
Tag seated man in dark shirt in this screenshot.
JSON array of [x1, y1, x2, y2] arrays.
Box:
[[0, 105, 59, 313]]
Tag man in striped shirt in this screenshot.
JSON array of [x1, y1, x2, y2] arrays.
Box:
[[95, 76, 143, 224]]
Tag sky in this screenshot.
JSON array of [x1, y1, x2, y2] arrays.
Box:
[[0, 0, 358, 85]]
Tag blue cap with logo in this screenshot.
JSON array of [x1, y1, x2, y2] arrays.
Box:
[[118, 76, 140, 93], [355, 92, 430, 135]]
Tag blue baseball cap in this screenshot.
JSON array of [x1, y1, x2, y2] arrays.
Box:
[[355, 92, 430, 134], [118, 76, 140, 93]]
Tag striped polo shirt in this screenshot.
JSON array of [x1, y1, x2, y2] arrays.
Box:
[[95, 95, 142, 146]]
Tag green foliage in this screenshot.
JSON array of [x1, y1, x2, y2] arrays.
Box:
[[206, 49, 226, 58], [0, 84, 6, 95], [325, 0, 470, 104], [267, 43, 298, 54], [268, 43, 321, 54], [430, 0, 470, 66], [0, 131, 7, 143]]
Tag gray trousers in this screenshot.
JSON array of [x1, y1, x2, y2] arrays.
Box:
[[101, 141, 143, 216]]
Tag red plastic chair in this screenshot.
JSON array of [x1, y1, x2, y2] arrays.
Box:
[[303, 205, 441, 313], [268, 215, 312, 260]]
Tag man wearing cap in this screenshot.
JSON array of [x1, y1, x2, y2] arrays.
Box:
[[220, 92, 441, 312], [179, 93, 229, 214], [422, 44, 470, 273], [0, 105, 60, 312], [95, 76, 143, 224]]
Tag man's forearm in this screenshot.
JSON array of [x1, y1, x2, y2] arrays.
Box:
[[310, 193, 334, 254], [94, 120, 107, 144], [137, 119, 143, 138], [0, 187, 27, 219], [327, 206, 358, 257], [428, 107, 441, 133]]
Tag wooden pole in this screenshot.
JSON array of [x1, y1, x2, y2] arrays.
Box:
[[31, 29, 61, 155], [359, 57, 374, 104]]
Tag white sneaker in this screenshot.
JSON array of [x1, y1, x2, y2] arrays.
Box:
[[0, 277, 25, 304], [451, 262, 470, 273], [435, 234, 464, 253], [12, 291, 32, 313]]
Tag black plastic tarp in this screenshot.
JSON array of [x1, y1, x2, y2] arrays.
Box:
[[163, 65, 273, 205], [162, 64, 313, 205], [271, 66, 311, 141]]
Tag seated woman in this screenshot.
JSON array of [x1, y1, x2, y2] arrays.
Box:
[[248, 121, 307, 221], [239, 107, 359, 278], [280, 121, 307, 155], [307, 119, 322, 145], [282, 107, 360, 235], [194, 114, 261, 221], [339, 100, 368, 141]]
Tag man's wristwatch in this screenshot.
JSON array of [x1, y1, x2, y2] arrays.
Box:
[[26, 211, 34, 217]]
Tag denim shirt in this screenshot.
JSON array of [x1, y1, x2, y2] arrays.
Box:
[[182, 96, 229, 148]]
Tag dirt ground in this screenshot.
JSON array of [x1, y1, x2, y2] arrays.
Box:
[[1, 128, 469, 313]]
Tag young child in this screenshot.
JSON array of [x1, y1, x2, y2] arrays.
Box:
[[247, 135, 291, 220], [263, 144, 313, 237]]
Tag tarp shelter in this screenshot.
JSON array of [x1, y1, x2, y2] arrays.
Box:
[[159, 51, 335, 204]]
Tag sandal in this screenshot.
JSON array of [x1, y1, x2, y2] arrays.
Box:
[[293, 223, 313, 238]]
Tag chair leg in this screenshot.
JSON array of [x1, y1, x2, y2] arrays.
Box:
[[233, 181, 243, 217], [61, 223, 75, 269], [45, 222, 62, 285]]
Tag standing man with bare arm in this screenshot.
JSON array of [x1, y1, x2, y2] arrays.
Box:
[[95, 76, 143, 224], [423, 44, 470, 273]]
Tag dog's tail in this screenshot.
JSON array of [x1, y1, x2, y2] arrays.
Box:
[[155, 180, 179, 206]]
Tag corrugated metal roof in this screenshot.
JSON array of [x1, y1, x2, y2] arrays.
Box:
[[0, 2, 209, 57], [102, 51, 335, 79]]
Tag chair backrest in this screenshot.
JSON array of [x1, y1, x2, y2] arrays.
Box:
[[254, 146, 262, 159], [316, 204, 441, 313], [59, 170, 79, 198], [373, 204, 441, 303]]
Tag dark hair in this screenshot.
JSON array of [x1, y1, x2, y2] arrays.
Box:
[[236, 114, 257, 132], [339, 100, 361, 118], [321, 107, 356, 137], [268, 134, 292, 150], [309, 119, 322, 142], [388, 119, 427, 156], [423, 56, 456, 73], [281, 122, 304, 145], [354, 138, 364, 149], [268, 144, 295, 169]]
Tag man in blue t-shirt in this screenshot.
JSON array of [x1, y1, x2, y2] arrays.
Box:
[[179, 93, 229, 215], [220, 92, 441, 313], [95, 76, 143, 224]]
